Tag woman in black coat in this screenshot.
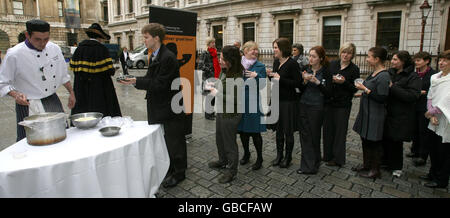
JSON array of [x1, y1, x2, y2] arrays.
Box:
[[382, 51, 421, 178], [267, 38, 302, 168], [409, 52, 437, 166]]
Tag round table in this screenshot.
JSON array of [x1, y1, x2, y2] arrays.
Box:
[[0, 121, 169, 198]]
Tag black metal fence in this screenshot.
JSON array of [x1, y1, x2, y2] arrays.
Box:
[[196, 49, 441, 78]]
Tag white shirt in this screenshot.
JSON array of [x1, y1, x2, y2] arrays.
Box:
[[0, 41, 70, 100], [123, 51, 128, 60]]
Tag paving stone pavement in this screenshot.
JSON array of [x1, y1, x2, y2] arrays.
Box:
[[0, 65, 449, 198]]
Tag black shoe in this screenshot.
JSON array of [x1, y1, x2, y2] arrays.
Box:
[[251, 160, 263, 170], [162, 175, 185, 188], [296, 169, 316, 175], [271, 155, 283, 166], [208, 160, 227, 169], [359, 170, 381, 181], [279, 157, 292, 168], [424, 182, 447, 189], [240, 154, 250, 165], [326, 160, 342, 167], [413, 158, 426, 167], [218, 172, 235, 184], [419, 174, 433, 181]]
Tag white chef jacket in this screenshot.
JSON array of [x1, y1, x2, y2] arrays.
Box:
[[0, 41, 71, 100]]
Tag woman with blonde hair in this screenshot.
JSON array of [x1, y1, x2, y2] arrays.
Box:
[[237, 41, 267, 170], [323, 42, 360, 167]]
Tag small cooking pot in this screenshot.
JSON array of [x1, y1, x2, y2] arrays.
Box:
[[19, 112, 67, 146]]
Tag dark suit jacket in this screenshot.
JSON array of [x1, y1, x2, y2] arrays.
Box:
[[135, 44, 182, 124], [119, 51, 130, 65]]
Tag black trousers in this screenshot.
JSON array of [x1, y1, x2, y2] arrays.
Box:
[[428, 130, 450, 186], [361, 138, 383, 170], [323, 106, 351, 165], [121, 63, 129, 75], [411, 110, 430, 160], [382, 139, 404, 170], [163, 114, 187, 179], [298, 103, 324, 173]]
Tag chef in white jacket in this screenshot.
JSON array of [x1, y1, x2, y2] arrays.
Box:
[[0, 19, 75, 141]]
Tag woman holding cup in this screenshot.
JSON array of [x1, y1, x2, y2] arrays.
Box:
[[323, 42, 360, 167], [237, 41, 267, 170], [296, 46, 333, 175], [267, 38, 302, 168], [352, 47, 390, 180]]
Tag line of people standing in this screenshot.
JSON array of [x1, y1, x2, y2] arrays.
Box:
[[201, 36, 450, 189]]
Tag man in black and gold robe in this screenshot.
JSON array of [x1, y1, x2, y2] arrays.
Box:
[[69, 23, 121, 117]]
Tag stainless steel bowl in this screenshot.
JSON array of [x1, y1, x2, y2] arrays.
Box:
[[70, 112, 103, 129], [99, 126, 121, 137]]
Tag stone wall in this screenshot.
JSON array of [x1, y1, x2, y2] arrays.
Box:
[[107, 0, 450, 53]]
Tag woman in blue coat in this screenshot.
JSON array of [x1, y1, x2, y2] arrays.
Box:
[[238, 41, 267, 170]]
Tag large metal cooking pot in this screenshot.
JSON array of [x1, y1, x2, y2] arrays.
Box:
[[18, 112, 67, 146]]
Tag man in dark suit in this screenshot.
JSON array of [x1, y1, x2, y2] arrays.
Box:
[[120, 23, 187, 188], [119, 47, 130, 75]]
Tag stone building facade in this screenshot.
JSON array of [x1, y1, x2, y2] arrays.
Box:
[[0, 0, 108, 54], [107, 0, 450, 54]]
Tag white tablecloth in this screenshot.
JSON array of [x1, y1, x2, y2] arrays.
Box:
[[0, 121, 169, 198]]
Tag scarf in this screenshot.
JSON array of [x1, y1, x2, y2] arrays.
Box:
[[208, 47, 221, 78], [427, 72, 450, 142], [417, 66, 431, 78], [241, 56, 257, 70]]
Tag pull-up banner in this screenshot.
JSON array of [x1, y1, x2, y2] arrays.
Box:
[[149, 5, 197, 135]]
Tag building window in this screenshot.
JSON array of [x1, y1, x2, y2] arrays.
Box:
[[323, 16, 341, 52], [12, 1, 24, 15], [376, 11, 401, 52], [278, 19, 293, 44], [147, 0, 152, 4], [103, 4, 108, 21], [128, 0, 133, 13], [117, 37, 121, 48], [128, 35, 134, 50], [117, 0, 121, 15], [213, 25, 223, 52], [243, 22, 255, 44], [58, 1, 64, 17]]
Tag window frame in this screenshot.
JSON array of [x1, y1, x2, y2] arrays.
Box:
[[58, 0, 64, 17], [376, 11, 402, 52], [242, 22, 255, 44], [12, 0, 24, 15], [278, 19, 294, 44], [322, 15, 342, 53]]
